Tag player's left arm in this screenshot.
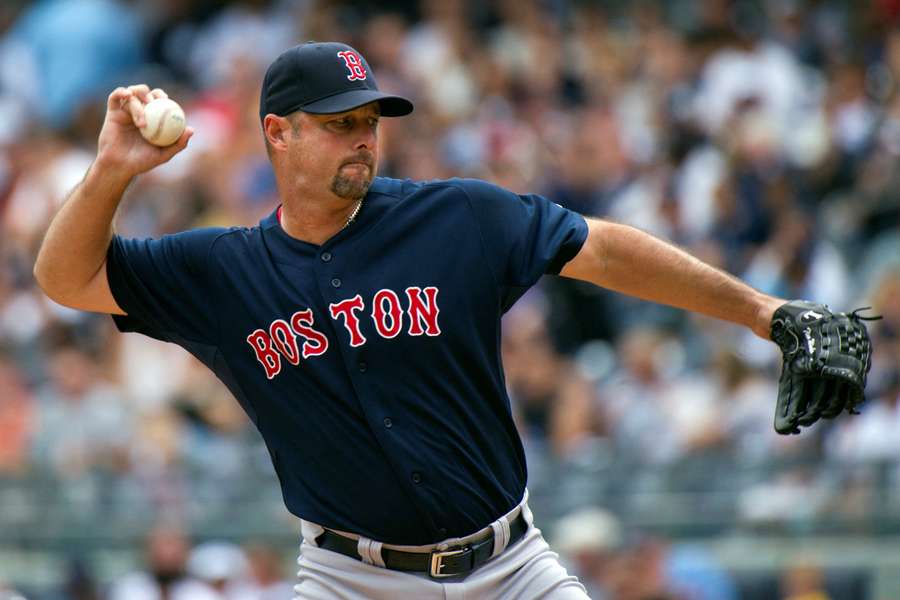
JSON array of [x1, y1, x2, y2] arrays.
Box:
[[559, 218, 785, 339]]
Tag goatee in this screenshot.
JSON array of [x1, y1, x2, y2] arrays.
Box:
[[331, 172, 371, 201]]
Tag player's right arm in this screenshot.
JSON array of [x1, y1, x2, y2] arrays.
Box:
[[33, 85, 193, 314]]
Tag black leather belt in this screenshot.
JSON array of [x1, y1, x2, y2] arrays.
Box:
[[315, 511, 529, 579]]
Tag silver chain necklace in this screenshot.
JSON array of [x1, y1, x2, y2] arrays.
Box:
[[343, 198, 363, 229], [279, 199, 362, 231]]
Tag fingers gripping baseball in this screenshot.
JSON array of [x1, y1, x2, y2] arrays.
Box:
[[108, 85, 151, 127], [99, 85, 193, 176]]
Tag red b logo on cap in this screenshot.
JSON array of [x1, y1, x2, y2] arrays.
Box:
[[337, 51, 367, 81]]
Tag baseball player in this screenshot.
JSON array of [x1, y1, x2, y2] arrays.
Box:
[[33, 42, 875, 599]]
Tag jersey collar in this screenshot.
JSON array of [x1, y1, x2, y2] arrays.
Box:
[[260, 178, 394, 254]]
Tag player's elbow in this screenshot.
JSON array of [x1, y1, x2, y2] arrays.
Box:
[[32, 255, 84, 309], [32, 254, 57, 298], [33, 263, 73, 307], [34, 257, 124, 315]]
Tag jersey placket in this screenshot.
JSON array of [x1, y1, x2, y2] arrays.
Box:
[[313, 240, 440, 537]]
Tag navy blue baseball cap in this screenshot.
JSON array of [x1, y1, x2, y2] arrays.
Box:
[[259, 42, 414, 123]]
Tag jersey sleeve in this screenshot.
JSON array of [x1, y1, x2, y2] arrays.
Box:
[[105, 227, 228, 345], [459, 179, 588, 288]]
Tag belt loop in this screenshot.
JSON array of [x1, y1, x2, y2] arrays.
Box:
[[357, 536, 386, 568], [371, 540, 385, 567], [490, 515, 511, 559], [521, 498, 534, 528], [301, 519, 325, 547]]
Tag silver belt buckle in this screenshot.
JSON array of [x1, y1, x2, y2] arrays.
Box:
[[429, 546, 471, 578]]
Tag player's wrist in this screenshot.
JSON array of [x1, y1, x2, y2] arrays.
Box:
[[92, 152, 140, 186], [754, 294, 787, 341]]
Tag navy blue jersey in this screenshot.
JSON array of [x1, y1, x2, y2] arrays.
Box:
[[106, 177, 588, 545]]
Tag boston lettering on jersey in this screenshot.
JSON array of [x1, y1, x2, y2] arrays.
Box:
[[246, 286, 440, 379]]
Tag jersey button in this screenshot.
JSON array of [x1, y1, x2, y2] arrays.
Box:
[[383, 417, 392, 428], [411, 472, 422, 484], [321, 252, 332, 262], [358, 361, 368, 373], [331, 277, 342, 288]]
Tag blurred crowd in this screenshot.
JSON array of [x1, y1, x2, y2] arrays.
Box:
[[1, 0, 899, 598], [2, 523, 295, 600]]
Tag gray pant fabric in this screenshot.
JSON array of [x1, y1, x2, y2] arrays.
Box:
[[293, 499, 589, 600]]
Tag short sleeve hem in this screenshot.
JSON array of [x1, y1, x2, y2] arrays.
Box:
[[546, 215, 588, 275], [106, 236, 153, 335]]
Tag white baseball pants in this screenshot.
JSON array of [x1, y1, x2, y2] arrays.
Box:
[[293, 496, 589, 600]]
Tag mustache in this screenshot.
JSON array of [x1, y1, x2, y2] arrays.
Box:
[[341, 151, 375, 168]]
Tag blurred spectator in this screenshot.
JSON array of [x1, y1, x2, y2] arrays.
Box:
[[738, 468, 831, 527], [664, 542, 739, 600], [826, 267, 900, 464], [503, 295, 605, 459], [236, 543, 294, 600], [866, 268, 900, 364], [602, 538, 678, 600], [2, 0, 144, 129], [0, 348, 33, 474], [47, 558, 100, 600], [175, 358, 254, 480], [552, 507, 624, 599], [599, 326, 726, 464], [109, 524, 219, 600], [742, 207, 849, 308], [184, 0, 298, 91], [187, 541, 248, 599], [189, 541, 293, 600], [781, 563, 832, 600], [826, 367, 900, 462], [30, 328, 132, 477], [716, 349, 779, 460], [691, 24, 812, 141], [0, 582, 26, 600]]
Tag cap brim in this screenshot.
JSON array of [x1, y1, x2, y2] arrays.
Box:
[[300, 89, 414, 117]]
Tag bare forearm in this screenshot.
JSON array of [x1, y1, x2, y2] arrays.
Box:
[[561, 219, 784, 339], [33, 159, 133, 299], [33, 85, 191, 311]]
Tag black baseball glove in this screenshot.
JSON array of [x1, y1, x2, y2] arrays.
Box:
[[770, 300, 880, 435]]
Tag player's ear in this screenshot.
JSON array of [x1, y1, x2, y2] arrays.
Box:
[[263, 114, 292, 151]]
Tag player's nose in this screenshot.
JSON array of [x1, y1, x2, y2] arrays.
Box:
[[353, 134, 374, 152], [353, 125, 376, 151]]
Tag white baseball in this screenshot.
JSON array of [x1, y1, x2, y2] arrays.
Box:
[[139, 98, 186, 147]]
